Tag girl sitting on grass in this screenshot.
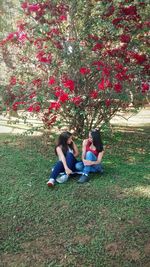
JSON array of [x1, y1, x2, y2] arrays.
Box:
[[47, 131, 79, 187], [75, 129, 104, 183]]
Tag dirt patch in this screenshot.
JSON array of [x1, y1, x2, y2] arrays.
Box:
[[105, 242, 122, 256], [144, 241, 150, 256], [125, 248, 141, 262], [73, 234, 91, 245]]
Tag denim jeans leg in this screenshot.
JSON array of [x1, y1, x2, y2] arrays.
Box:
[[49, 161, 64, 180], [75, 161, 84, 172], [65, 152, 77, 172], [83, 151, 101, 175]]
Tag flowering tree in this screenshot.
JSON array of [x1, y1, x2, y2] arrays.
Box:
[[0, 0, 149, 136]]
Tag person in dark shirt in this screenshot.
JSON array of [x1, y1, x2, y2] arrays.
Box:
[[75, 129, 104, 183]]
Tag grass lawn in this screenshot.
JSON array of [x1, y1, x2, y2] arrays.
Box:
[[0, 127, 150, 267]]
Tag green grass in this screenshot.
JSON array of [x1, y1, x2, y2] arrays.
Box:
[[0, 128, 150, 267]]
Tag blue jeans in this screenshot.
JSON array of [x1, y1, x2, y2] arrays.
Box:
[[75, 151, 103, 176], [49, 152, 78, 180]]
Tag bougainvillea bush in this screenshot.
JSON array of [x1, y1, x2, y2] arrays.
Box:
[[1, 0, 149, 136]]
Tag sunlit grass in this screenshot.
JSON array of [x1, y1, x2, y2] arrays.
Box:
[[0, 128, 150, 267]]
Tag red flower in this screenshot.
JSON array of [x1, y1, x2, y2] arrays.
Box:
[[105, 5, 115, 17], [29, 92, 36, 99], [79, 67, 91, 75], [32, 79, 42, 87], [114, 83, 122, 93], [102, 67, 111, 77], [120, 6, 137, 16], [90, 90, 98, 99], [59, 92, 69, 102], [92, 43, 103, 51], [48, 101, 61, 110], [48, 28, 60, 36], [27, 106, 34, 112], [133, 53, 147, 64], [71, 96, 82, 106], [112, 17, 122, 26], [141, 82, 149, 93], [48, 76, 56, 85], [92, 61, 104, 70], [120, 34, 131, 43], [114, 62, 124, 71], [98, 79, 105, 90], [63, 79, 75, 91], [115, 69, 128, 81], [27, 103, 41, 112], [105, 99, 111, 107], [52, 40, 63, 49], [36, 51, 52, 64], [105, 79, 112, 88], [88, 34, 99, 41]]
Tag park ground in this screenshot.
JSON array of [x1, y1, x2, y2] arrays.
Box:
[[0, 107, 150, 267]]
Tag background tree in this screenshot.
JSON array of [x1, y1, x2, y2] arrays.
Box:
[[0, 0, 149, 135]]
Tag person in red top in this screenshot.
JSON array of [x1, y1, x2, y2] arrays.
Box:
[[76, 129, 104, 183]]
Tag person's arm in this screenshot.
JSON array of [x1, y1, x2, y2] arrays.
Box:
[[72, 141, 79, 157], [56, 146, 73, 175], [83, 150, 104, 166], [82, 139, 88, 161]]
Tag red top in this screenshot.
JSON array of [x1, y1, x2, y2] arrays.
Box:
[[86, 140, 99, 157]]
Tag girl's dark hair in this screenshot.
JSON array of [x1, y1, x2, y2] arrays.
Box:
[[91, 129, 103, 152], [55, 131, 74, 155]]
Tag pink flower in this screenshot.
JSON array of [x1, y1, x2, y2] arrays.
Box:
[[59, 15, 67, 21], [18, 32, 28, 43], [10, 76, 17, 85], [21, 2, 28, 9], [79, 67, 91, 75], [28, 4, 40, 12]]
